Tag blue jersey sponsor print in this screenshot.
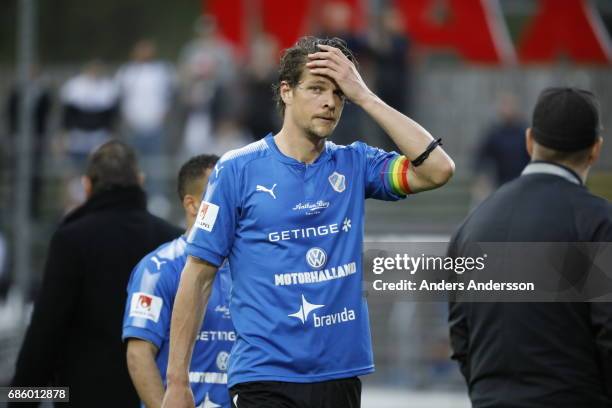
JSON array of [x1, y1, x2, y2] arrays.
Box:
[[122, 236, 234, 408], [186, 134, 405, 387]]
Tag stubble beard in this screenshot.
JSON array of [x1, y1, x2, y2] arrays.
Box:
[[306, 119, 337, 140]]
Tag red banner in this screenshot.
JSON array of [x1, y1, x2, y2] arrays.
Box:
[[398, 0, 514, 64], [205, 0, 612, 65], [518, 0, 612, 63]]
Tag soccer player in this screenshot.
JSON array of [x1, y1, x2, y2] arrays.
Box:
[[123, 154, 234, 408], [163, 36, 455, 408]]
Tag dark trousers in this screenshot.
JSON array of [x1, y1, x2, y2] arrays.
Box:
[[230, 377, 361, 408]]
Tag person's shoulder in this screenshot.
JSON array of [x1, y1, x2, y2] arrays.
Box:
[[453, 179, 520, 230], [154, 236, 189, 266], [326, 140, 375, 156], [48, 220, 82, 249], [572, 186, 612, 215], [134, 237, 187, 278], [53, 209, 102, 241], [145, 213, 183, 237], [218, 138, 271, 169]]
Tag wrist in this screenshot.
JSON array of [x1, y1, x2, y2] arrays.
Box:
[[353, 90, 379, 109], [166, 371, 189, 387]]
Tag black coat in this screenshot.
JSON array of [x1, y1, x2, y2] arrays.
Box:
[[11, 186, 181, 407], [448, 162, 612, 408]]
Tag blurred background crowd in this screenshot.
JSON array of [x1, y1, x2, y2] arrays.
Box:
[[1, 0, 612, 406]]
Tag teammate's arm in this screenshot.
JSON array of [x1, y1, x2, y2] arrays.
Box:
[[162, 256, 218, 408], [307, 44, 455, 193], [126, 339, 164, 408]]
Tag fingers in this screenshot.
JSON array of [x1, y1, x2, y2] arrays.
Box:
[[308, 44, 347, 63], [306, 58, 341, 72], [316, 44, 347, 60], [308, 67, 336, 78], [307, 52, 342, 71], [307, 51, 342, 61], [307, 58, 342, 81], [307, 51, 329, 60], [307, 45, 350, 78]]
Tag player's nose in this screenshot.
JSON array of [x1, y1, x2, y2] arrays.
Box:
[[322, 89, 336, 110]]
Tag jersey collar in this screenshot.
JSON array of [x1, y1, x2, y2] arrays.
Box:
[[521, 161, 583, 186], [265, 133, 331, 166]]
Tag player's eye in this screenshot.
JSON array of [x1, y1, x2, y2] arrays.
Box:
[[334, 90, 345, 100], [309, 86, 323, 93]]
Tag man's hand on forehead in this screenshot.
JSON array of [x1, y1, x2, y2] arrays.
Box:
[[306, 44, 372, 105]]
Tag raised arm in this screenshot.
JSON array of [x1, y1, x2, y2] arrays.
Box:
[[161, 256, 218, 408], [307, 44, 455, 192]]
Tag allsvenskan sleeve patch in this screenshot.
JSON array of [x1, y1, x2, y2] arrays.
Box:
[[195, 201, 220, 232], [129, 292, 163, 322]]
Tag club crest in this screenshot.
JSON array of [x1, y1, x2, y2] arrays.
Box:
[[328, 172, 346, 193]]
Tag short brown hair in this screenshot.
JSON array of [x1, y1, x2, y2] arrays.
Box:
[[272, 36, 357, 116]]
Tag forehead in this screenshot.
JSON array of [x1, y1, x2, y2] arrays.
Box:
[[297, 69, 339, 89]]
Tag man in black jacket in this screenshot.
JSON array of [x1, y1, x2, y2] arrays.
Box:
[[11, 141, 181, 407], [448, 87, 612, 408]]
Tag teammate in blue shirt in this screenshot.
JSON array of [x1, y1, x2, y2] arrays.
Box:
[[163, 36, 455, 408], [123, 154, 234, 408]]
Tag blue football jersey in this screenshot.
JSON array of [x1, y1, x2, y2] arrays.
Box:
[[123, 236, 234, 408], [186, 134, 405, 387]]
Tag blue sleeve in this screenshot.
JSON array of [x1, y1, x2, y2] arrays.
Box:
[[122, 255, 176, 349], [186, 157, 240, 266], [355, 142, 407, 201]]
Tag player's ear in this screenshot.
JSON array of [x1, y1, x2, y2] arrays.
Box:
[[587, 136, 604, 166], [183, 194, 199, 218], [280, 80, 293, 106], [81, 176, 93, 198], [525, 128, 534, 158]]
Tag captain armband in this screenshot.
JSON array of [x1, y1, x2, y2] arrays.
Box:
[[383, 155, 412, 196]]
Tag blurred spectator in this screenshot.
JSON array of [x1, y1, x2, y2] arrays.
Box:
[[116, 39, 176, 215], [178, 15, 237, 159], [60, 60, 119, 167], [241, 32, 280, 140], [116, 39, 175, 160], [317, 1, 365, 52], [368, 4, 411, 115], [10, 141, 181, 408], [472, 93, 529, 203], [6, 66, 52, 219]]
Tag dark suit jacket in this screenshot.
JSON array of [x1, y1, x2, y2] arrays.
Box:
[[11, 186, 181, 407], [449, 162, 612, 408]]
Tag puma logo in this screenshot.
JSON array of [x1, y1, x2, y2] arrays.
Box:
[[256, 184, 277, 199], [214, 164, 224, 178], [151, 256, 166, 270]]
